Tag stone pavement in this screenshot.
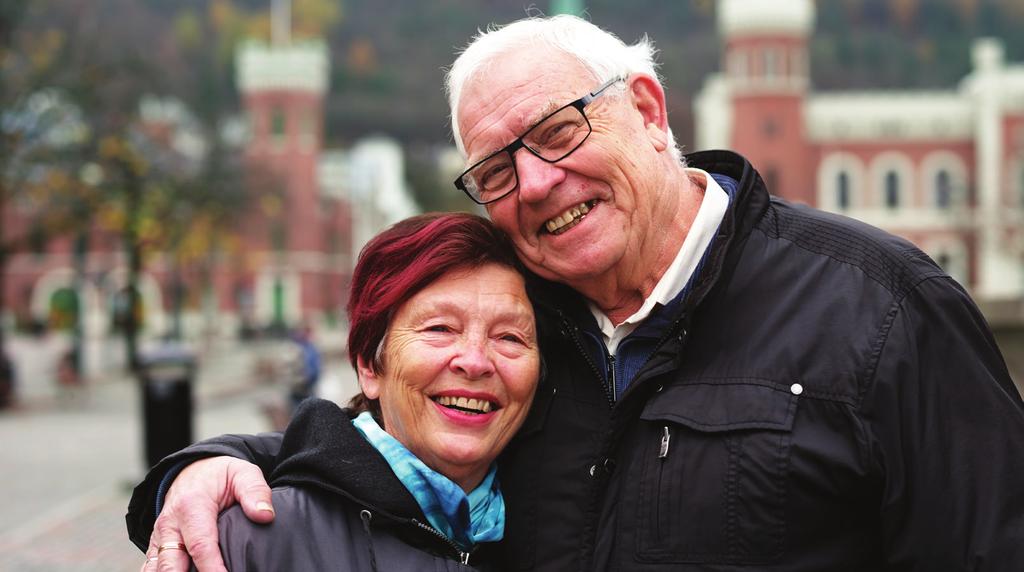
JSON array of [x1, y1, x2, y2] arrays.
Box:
[[0, 336, 359, 572]]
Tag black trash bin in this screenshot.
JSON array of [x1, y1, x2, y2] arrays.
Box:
[[138, 346, 196, 468]]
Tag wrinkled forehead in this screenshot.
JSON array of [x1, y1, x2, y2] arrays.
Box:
[[457, 49, 597, 154]]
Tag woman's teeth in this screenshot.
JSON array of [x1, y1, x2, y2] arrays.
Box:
[[433, 395, 494, 414], [545, 201, 592, 235]]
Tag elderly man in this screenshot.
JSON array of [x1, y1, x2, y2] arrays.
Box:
[[129, 16, 1024, 571]]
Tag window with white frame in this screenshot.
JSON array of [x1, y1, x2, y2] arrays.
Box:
[[870, 152, 913, 211], [936, 170, 952, 209], [270, 106, 286, 145], [817, 152, 865, 212], [885, 171, 900, 209], [921, 151, 968, 210], [837, 171, 851, 210], [728, 48, 748, 79], [763, 47, 780, 79]]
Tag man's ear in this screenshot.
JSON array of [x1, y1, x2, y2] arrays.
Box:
[[629, 74, 669, 152], [356, 355, 382, 399]]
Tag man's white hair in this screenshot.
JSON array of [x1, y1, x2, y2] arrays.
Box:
[[445, 15, 683, 164]]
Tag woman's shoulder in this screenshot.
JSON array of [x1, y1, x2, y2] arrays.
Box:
[[220, 485, 355, 535], [218, 486, 367, 570], [219, 486, 496, 571]]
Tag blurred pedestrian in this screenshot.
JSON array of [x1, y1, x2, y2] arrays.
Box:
[[287, 323, 321, 411], [56, 348, 83, 406]]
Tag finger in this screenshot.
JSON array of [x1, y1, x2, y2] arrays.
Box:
[[153, 522, 192, 572], [175, 496, 227, 572], [155, 546, 190, 572], [228, 460, 276, 524], [142, 528, 161, 572]]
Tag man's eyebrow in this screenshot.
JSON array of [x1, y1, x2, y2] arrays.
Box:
[[524, 98, 564, 130], [472, 96, 568, 161]]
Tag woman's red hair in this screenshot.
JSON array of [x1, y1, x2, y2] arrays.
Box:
[[346, 212, 521, 375]]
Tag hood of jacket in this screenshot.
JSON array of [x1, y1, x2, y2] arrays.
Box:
[[269, 398, 426, 523]]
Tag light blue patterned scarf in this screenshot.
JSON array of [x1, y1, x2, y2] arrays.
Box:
[[352, 411, 505, 550]]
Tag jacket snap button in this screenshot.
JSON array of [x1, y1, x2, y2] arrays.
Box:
[[790, 383, 803, 395], [589, 464, 598, 477], [656, 384, 664, 392]]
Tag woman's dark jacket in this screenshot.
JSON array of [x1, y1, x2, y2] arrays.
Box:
[[212, 399, 497, 571], [129, 150, 1024, 571]]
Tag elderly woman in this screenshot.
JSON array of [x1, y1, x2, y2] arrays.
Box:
[[212, 213, 540, 571]]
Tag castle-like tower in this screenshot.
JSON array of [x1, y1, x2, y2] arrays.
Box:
[[235, 37, 350, 329], [713, 0, 814, 204], [696, 0, 1024, 315]]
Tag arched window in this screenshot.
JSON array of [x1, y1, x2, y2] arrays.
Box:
[[818, 153, 865, 212], [936, 170, 952, 209], [763, 47, 780, 79], [837, 171, 850, 210], [728, 48, 748, 79], [270, 107, 286, 141], [922, 152, 967, 210], [885, 171, 900, 209]]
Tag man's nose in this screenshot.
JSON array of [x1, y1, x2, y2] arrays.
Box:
[[514, 150, 565, 204], [449, 337, 496, 379]]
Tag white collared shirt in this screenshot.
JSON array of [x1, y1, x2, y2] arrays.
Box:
[[588, 169, 728, 354]]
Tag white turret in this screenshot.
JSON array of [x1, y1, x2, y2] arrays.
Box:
[[718, 0, 815, 37]]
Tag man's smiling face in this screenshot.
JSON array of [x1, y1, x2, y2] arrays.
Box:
[[457, 48, 670, 291]]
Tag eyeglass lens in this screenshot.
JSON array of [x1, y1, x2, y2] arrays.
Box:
[[465, 104, 590, 203]]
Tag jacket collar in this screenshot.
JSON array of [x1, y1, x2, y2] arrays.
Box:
[[525, 150, 769, 330], [270, 399, 425, 522]]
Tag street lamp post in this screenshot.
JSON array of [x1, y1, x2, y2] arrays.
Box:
[[74, 162, 104, 379]]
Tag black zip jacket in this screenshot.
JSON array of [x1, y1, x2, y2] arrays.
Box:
[[129, 150, 1024, 571], [210, 398, 497, 571]]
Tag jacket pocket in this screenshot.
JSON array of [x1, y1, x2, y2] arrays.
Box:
[[634, 380, 798, 564]]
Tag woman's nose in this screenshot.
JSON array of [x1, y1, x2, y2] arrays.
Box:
[[449, 338, 495, 379], [514, 150, 565, 204]]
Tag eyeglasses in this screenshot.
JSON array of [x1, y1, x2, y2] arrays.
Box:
[[454, 75, 626, 205]]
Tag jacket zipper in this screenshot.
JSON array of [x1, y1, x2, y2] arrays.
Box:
[[607, 353, 617, 402], [411, 518, 471, 565], [560, 314, 615, 407], [617, 318, 688, 404], [655, 425, 671, 541], [582, 317, 689, 568]]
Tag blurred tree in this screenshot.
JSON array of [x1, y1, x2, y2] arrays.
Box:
[[0, 1, 98, 390], [293, 0, 342, 40]]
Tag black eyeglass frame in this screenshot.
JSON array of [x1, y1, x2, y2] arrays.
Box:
[[454, 75, 627, 205]]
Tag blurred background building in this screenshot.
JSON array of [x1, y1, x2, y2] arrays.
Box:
[[1, 3, 421, 378], [696, 0, 1024, 321]]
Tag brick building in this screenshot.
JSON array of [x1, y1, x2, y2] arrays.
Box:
[[2, 37, 357, 375], [695, 0, 1024, 318]]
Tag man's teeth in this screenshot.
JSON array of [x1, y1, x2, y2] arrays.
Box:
[[545, 202, 592, 235], [433, 395, 494, 414]]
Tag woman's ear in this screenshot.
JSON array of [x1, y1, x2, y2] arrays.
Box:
[[356, 355, 382, 399], [629, 74, 669, 152]]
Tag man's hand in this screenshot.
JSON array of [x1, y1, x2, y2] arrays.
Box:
[[140, 457, 275, 572]]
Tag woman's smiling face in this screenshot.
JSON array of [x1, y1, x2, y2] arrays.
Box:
[[358, 263, 540, 491]]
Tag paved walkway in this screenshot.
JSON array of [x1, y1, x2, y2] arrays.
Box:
[[0, 336, 358, 572]]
